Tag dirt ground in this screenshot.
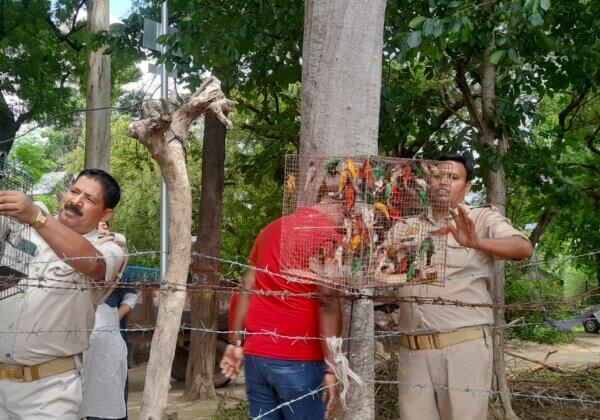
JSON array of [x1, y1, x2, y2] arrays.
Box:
[[506, 333, 600, 420], [127, 367, 246, 419], [127, 333, 600, 419], [505, 333, 600, 370]]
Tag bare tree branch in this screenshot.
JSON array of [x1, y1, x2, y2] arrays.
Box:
[[529, 208, 557, 249], [557, 84, 591, 142], [586, 126, 600, 156], [45, 16, 83, 51], [453, 57, 483, 131]]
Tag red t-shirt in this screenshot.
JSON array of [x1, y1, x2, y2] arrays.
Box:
[[243, 207, 340, 361]]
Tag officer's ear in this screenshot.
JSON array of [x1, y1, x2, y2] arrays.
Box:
[[101, 208, 114, 223], [463, 181, 472, 195]]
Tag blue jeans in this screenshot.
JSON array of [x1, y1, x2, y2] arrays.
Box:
[[245, 355, 326, 420]]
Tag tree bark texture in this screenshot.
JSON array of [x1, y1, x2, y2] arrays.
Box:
[[128, 77, 235, 419], [85, 0, 111, 171], [300, 0, 386, 157], [301, 1, 386, 418], [183, 111, 227, 401], [480, 45, 519, 420]]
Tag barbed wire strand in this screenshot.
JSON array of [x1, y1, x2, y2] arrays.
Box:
[[250, 377, 600, 420]]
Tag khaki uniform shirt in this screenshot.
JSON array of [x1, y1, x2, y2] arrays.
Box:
[[389, 205, 529, 333], [0, 228, 126, 366]]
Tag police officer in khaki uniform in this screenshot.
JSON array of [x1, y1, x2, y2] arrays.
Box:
[[0, 169, 126, 419], [389, 155, 532, 420]]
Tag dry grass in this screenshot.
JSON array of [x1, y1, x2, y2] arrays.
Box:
[[375, 354, 600, 419]]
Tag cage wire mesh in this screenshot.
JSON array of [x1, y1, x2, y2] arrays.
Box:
[[0, 160, 34, 301], [281, 155, 452, 289]]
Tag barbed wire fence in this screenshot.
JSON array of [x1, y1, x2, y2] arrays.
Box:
[[2, 248, 600, 418]]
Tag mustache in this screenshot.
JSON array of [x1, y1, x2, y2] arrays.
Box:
[[63, 202, 83, 216]]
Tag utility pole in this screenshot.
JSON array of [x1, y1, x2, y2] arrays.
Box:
[[85, 0, 111, 171], [160, 1, 169, 278]]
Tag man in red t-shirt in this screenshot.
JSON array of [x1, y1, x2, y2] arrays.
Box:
[[220, 200, 344, 419]]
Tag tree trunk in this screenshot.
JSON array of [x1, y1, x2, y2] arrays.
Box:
[[480, 45, 519, 420], [183, 111, 227, 401], [529, 208, 556, 249], [301, 1, 386, 418], [0, 93, 22, 156], [129, 77, 235, 419], [85, 0, 111, 171]]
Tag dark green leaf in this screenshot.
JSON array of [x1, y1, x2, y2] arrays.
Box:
[[529, 13, 544, 27], [408, 16, 427, 29], [407, 30, 422, 48], [489, 50, 506, 65]]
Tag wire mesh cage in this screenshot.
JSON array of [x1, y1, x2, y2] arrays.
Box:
[[0, 160, 34, 301], [281, 155, 452, 289]]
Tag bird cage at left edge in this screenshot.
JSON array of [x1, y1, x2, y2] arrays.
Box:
[[280, 155, 452, 289], [0, 160, 35, 301]]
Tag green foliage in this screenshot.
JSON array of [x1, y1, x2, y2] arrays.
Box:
[[506, 325, 574, 344], [220, 126, 284, 269], [10, 138, 57, 182], [119, 0, 600, 286], [0, 0, 140, 154], [505, 271, 576, 344], [35, 194, 59, 215]]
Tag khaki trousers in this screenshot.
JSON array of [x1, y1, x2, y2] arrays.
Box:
[[0, 369, 82, 420], [397, 330, 492, 420]]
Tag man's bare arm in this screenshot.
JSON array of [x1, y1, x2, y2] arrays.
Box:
[[435, 204, 533, 261], [230, 269, 256, 342], [473, 236, 532, 260], [318, 285, 343, 365]]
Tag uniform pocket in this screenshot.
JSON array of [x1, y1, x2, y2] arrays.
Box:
[[445, 236, 469, 271], [37, 261, 79, 295]]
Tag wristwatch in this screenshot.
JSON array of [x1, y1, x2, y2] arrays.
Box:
[[30, 206, 48, 230]]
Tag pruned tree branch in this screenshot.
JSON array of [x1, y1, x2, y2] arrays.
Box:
[[128, 76, 236, 420]]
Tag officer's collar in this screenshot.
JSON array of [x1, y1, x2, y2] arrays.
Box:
[[423, 203, 471, 225], [83, 229, 101, 241]]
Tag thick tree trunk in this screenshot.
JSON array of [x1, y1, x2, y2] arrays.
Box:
[[85, 0, 111, 171], [129, 77, 235, 419], [300, 0, 385, 157], [183, 111, 227, 401], [301, 1, 386, 418]]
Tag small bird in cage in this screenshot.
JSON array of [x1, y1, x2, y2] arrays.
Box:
[[304, 161, 317, 191]]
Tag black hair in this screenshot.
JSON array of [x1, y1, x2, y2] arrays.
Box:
[[437, 154, 475, 182], [76, 169, 121, 209]]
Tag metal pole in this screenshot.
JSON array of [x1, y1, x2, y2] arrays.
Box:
[[159, 1, 168, 279]]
